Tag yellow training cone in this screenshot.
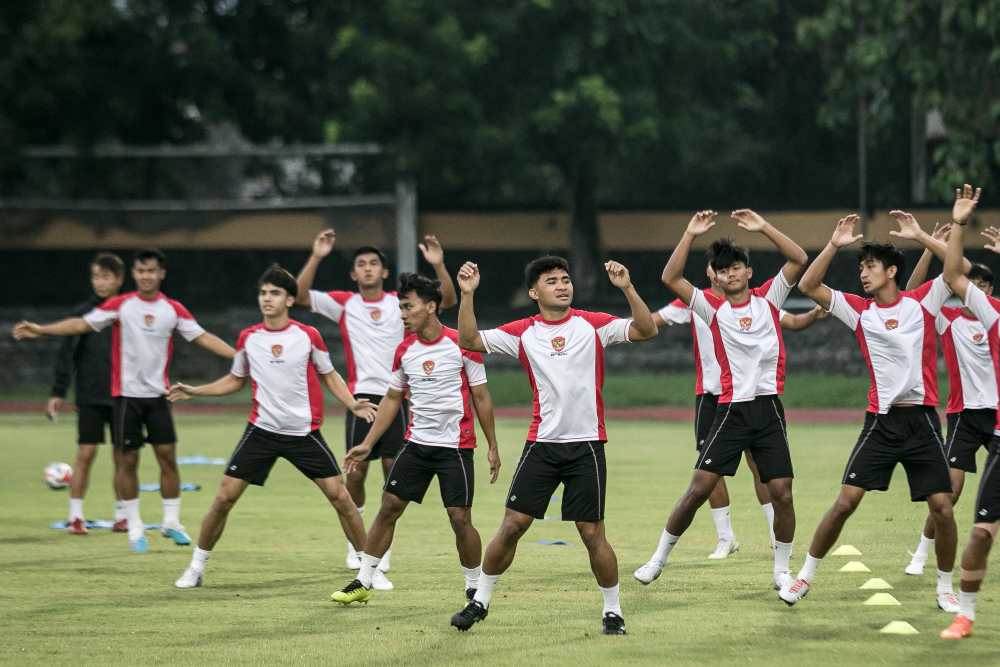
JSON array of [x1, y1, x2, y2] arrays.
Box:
[[864, 593, 901, 606], [839, 561, 871, 573], [831, 544, 862, 556], [860, 578, 893, 590], [879, 621, 918, 635]]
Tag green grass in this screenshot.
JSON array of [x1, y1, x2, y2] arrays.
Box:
[[0, 372, 952, 409], [2, 413, 995, 666]]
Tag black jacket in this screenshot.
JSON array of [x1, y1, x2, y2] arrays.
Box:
[[50, 295, 112, 407]]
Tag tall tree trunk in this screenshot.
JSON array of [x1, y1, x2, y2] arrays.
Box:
[[568, 163, 602, 304]]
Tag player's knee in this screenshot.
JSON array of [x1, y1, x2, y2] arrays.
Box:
[[831, 497, 858, 518], [498, 519, 529, 544], [970, 526, 995, 549], [447, 509, 471, 532], [576, 523, 604, 548], [769, 485, 793, 507], [212, 494, 237, 514], [929, 500, 954, 523]]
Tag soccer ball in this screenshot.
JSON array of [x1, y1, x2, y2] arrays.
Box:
[[44, 462, 73, 490]]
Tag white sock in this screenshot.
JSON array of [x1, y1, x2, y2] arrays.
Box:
[[652, 530, 680, 564], [123, 498, 143, 541], [358, 553, 380, 589], [798, 553, 822, 583], [937, 569, 954, 595], [68, 498, 84, 521], [162, 497, 181, 527], [773, 540, 793, 574], [113, 501, 125, 522], [378, 549, 392, 572], [189, 547, 211, 573], [959, 591, 977, 621], [761, 503, 775, 545], [599, 583, 622, 616], [914, 534, 934, 560], [462, 564, 482, 590], [710, 506, 735, 542], [357, 505, 365, 516], [473, 573, 500, 608]]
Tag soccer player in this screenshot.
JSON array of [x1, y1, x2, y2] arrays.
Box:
[[899, 221, 996, 577], [937, 184, 997, 639], [655, 262, 826, 559], [14, 248, 235, 553], [634, 209, 807, 592], [170, 265, 376, 589], [330, 273, 501, 605], [296, 229, 457, 589], [779, 212, 961, 612], [47, 253, 127, 534], [448, 255, 658, 636]]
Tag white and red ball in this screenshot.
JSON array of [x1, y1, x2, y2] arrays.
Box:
[[44, 462, 73, 490]]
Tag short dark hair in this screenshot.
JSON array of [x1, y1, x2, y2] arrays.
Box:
[[969, 262, 994, 287], [524, 255, 570, 288], [353, 245, 388, 266], [858, 242, 906, 285], [397, 272, 442, 310], [257, 263, 298, 298], [91, 252, 125, 277], [708, 238, 750, 271], [133, 248, 166, 267]]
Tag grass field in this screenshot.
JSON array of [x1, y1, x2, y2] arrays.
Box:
[[2, 412, 997, 666]]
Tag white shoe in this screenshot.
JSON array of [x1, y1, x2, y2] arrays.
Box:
[[346, 543, 361, 570], [773, 571, 794, 592], [633, 559, 664, 585], [778, 578, 810, 605], [937, 592, 960, 613], [175, 567, 203, 589], [707, 539, 740, 560], [904, 553, 926, 576], [371, 569, 394, 591], [377, 551, 391, 573]]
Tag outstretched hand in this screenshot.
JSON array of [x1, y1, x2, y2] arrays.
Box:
[[344, 444, 372, 475], [418, 235, 445, 265], [830, 214, 863, 248], [12, 321, 42, 340], [685, 210, 717, 237], [930, 222, 951, 242], [953, 183, 982, 225], [730, 209, 769, 233], [604, 260, 632, 289], [457, 262, 480, 294], [887, 210, 923, 241], [311, 229, 336, 258], [983, 226, 1000, 254], [167, 383, 195, 402], [350, 398, 377, 423]]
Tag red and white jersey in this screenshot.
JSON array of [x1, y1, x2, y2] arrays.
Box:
[[230, 320, 334, 436], [310, 289, 402, 396], [689, 273, 794, 403], [389, 327, 487, 449], [959, 284, 1000, 432], [937, 304, 999, 413], [829, 276, 950, 414], [84, 292, 205, 398], [480, 310, 632, 442]]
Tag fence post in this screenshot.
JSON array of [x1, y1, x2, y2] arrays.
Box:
[[395, 176, 418, 274]]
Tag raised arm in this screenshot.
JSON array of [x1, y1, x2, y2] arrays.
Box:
[[13, 317, 92, 340], [456, 261, 486, 352], [320, 368, 376, 422], [944, 184, 984, 300], [983, 225, 1000, 255], [780, 305, 828, 331], [799, 214, 863, 311], [662, 210, 717, 305], [605, 261, 656, 341], [470, 383, 501, 483], [167, 374, 246, 401], [193, 332, 236, 360], [419, 235, 458, 310], [904, 222, 947, 289], [295, 229, 336, 308], [731, 209, 808, 284], [889, 212, 972, 277], [343, 389, 402, 473]]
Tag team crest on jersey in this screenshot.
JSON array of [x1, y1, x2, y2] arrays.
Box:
[[551, 336, 566, 352], [271, 344, 283, 358], [368, 308, 382, 321], [884, 319, 899, 330], [422, 360, 435, 375], [143, 314, 155, 327], [738, 317, 752, 331], [973, 332, 985, 343]]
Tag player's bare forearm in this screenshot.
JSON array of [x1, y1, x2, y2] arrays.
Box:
[[321, 369, 358, 409], [194, 333, 236, 359], [621, 285, 657, 340], [295, 254, 322, 307], [432, 260, 458, 310], [760, 222, 808, 283], [457, 292, 486, 352], [944, 221, 971, 300], [914, 231, 972, 276], [906, 249, 934, 290], [798, 243, 836, 309], [185, 374, 246, 398], [780, 306, 824, 332], [358, 389, 402, 448], [661, 232, 696, 304], [471, 384, 498, 448], [41, 317, 93, 337]]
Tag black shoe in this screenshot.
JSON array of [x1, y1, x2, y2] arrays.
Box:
[[602, 612, 626, 635], [465, 587, 476, 601], [451, 600, 488, 631]]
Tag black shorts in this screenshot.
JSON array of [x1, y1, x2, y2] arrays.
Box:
[[842, 407, 952, 501], [78, 404, 113, 444], [506, 441, 607, 522], [112, 396, 176, 449], [225, 424, 341, 486], [384, 442, 474, 507], [694, 393, 719, 450], [946, 409, 996, 473], [973, 439, 1000, 523], [695, 395, 793, 483], [346, 393, 408, 460]]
